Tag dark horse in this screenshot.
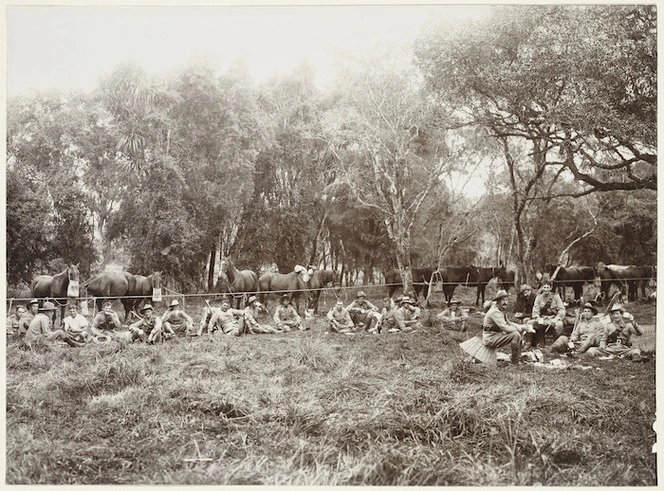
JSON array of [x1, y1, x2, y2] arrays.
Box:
[[546, 264, 598, 300], [439, 265, 480, 304], [214, 256, 258, 309], [258, 268, 312, 313], [31, 263, 81, 324], [474, 266, 507, 306], [87, 271, 162, 322], [595, 263, 654, 302], [307, 269, 339, 314], [497, 269, 515, 292], [384, 267, 436, 301]]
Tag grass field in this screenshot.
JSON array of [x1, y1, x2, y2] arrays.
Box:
[[5, 286, 657, 485]]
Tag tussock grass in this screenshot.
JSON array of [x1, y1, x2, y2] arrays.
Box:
[[5, 296, 657, 485]]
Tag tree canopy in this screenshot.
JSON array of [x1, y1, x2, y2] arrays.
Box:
[[6, 6, 656, 291]]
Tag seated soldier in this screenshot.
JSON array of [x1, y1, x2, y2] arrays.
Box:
[[326, 300, 355, 333], [437, 299, 468, 331], [129, 304, 171, 343], [244, 296, 280, 334], [346, 291, 380, 331], [18, 299, 40, 337], [513, 284, 536, 321], [483, 290, 534, 365], [7, 304, 27, 338], [25, 301, 84, 348], [549, 302, 605, 357], [388, 296, 421, 333], [90, 301, 124, 341], [530, 279, 565, 346], [372, 297, 394, 334], [208, 299, 245, 336], [161, 299, 194, 336], [602, 304, 644, 361], [62, 303, 90, 343], [273, 295, 304, 332]]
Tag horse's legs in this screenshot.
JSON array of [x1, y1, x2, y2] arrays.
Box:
[[122, 298, 133, 323], [313, 292, 321, 314], [573, 284, 582, 300]]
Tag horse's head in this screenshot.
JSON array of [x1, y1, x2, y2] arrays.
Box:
[[68, 263, 81, 282], [220, 257, 230, 274], [151, 272, 162, 289], [66, 263, 81, 297]]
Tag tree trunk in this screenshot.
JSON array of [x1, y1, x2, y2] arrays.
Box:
[[207, 246, 217, 291]]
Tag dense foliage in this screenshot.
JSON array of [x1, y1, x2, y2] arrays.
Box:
[[6, 6, 656, 290]]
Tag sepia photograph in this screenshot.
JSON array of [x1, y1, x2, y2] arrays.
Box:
[[5, 3, 657, 485]]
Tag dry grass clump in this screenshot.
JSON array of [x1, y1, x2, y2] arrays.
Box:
[[5, 296, 657, 485]]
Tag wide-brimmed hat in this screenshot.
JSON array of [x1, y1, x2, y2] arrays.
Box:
[[247, 296, 258, 305], [356, 291, 366, 298], [400, 296, 414, 305], [493, 290, 509, 302], [581, 302, 598, 315], [140, 304, 154, 313], [609, 303, 625, 313], [39, 301, 57, 311], [449, 299, 461, 305], [27, 298, 40, 306], [519, 284, 532, 293], [169, 299, 180, 308]]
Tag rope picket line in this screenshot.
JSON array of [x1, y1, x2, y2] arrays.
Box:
[[6, 276, 655, 308]]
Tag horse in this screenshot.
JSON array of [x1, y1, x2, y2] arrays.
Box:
[[258, 267, 313, 313], [595, 263, 654, 302], [127, 272, 162, 314], [30, 263, 81, 324], [214, 256, 258, 309], [87, 271, 161, 322], [438, 266, 480, 304], [384, 267, 436, 301], [474, 266, 507, 306], [546, 264, 599, 300], [306, 269, 339, 314], [497, 269, 515, 292]]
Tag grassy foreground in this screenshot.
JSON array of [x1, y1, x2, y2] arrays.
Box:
[[5, 293, 657, 485]]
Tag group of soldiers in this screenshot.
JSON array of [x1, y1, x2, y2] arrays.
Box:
[[6, 292, 312, 347], [325, 291, 423, 334], [7, 278, 647, 361], [482, 277, 646, 365]]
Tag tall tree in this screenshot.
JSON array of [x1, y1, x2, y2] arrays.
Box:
[[416, 5, 657, 281], [325, 49, 450, 293]]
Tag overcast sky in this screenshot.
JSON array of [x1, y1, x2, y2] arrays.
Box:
[[7, 5, 489, 96]]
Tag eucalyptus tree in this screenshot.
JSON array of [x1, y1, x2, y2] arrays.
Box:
[[7, 91, 98, 279], [234, 63, 336, 273], [167, 61, 264, 289], [323, 48, 450, 294], [416, 5, 656, 282]]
